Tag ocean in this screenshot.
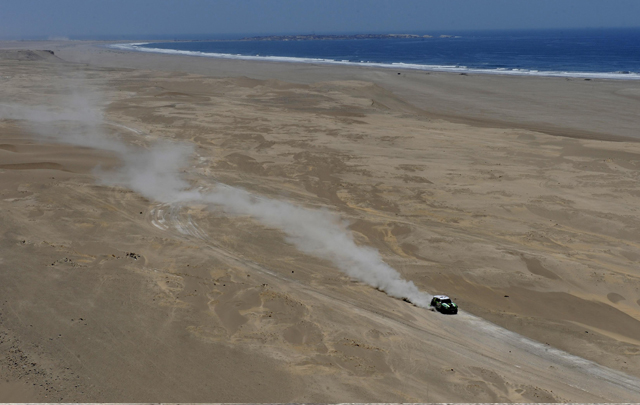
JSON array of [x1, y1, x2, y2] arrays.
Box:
[[111, 28, 640, 80]]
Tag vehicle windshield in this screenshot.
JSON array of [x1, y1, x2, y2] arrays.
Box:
[[440, 299, 452, 304]]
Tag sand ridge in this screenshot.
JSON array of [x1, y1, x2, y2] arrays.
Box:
[[0, 43, 640, 402]]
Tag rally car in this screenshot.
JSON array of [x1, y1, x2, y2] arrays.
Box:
[[430, 295, 458, 314]]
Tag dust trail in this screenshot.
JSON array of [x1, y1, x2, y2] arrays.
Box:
[[178, 185, 432, 308], [0, 92, 433, 308]]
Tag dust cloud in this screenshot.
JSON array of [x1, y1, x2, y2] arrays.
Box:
[[0, 84, 433, 308]]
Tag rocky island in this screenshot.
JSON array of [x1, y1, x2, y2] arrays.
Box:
[[239, 33, 455, 41]]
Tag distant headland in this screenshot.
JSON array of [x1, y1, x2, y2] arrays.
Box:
[[239, 33, 455, 41]]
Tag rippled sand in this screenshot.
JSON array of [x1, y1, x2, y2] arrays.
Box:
[[0, 43, 639, 402]]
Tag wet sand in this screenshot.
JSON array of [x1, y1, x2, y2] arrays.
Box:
[[1, 42, 640, 402]]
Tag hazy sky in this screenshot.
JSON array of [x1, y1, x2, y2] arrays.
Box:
[[1, 0, 639, 40]]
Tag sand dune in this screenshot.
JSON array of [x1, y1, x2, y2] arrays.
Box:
[[0, 49, 62, 63], [0, 42, 640, 402], [0, 162, 70, 171]]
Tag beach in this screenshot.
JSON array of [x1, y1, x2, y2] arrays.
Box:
[[1, 40, 640, 402]]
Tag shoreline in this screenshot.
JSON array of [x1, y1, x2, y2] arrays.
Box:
[[18, 40, 639, 141], [110, 41, 640, 81]]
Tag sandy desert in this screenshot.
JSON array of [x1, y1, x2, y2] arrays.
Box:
[[0, 42, 640, 402]]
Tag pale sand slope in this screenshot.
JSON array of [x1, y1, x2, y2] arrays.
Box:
[[0, 46, 639, 402], [47, 40, 640, 141]]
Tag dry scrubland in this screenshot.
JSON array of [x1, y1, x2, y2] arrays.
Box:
[[0, 45, 640, 402]]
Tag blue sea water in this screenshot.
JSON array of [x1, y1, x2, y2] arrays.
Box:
[[111, 29, 640, 80]]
